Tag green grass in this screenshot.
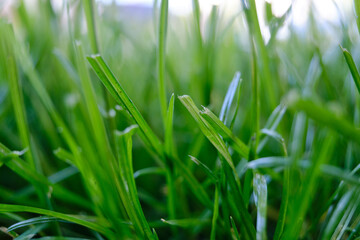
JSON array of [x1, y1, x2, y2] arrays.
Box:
[[0, 0, 360, 239]]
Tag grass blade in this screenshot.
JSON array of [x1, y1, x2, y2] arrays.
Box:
[[0, 204, 114, 238], [87, 55, 163, 157], [340, 46, 360, 94], [158, 0, 169, 124], [253, 173, 268, 240]]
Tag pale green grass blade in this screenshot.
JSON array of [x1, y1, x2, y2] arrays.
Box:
[[87, 55, 163, 157], [82, 0, 100, 53], [8, 217, 65, 232], [253, 173, 267, 240], [219, 72, 241, 125], [115, 125, 154, 240], [355, 0, 360, 34], [158, 0, 169, 124], [0, 204, 114, 238], [321, 189, 356, 240], [341, 46, 360, 94]]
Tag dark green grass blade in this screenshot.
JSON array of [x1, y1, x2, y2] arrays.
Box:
[[0, 204, 114, 238], [340, 46, 360, 94], [87, 55, 163, 157]]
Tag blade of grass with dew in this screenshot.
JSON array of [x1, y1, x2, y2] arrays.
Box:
[[200, 107, 249, 159], [87, 55, 163, 157], [115, 125, 155, 240], [0, 204, 114, 238], [178, 95, 236, 171], [158, 0, 169, 125], [340, 46, 360, 94], [253, 173, 268, 240]]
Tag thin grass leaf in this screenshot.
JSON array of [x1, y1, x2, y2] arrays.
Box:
[[321, 189, 356, 240], [200, 107, 249, 159], [340, 46, 360, 94], [230, 216, 241, 240], [355, 0, 360, 35], [219, 72, 241, 125], [158, 0, 169, 124], [8, 217, 65, 232], [82, 0, 100, 53], [165, 93, 175, 155], [189, 155, 218, 182], [178, 95, 236, 171], [87, 55, 163, 157], [160, 218, 210, 228], [210, 185, 220, 240], [115, 125, 155, 240], [15, 223, 47, 240], [133, 167, 166, 179], [253, 173, 267, 240], [0, 204, 114, 238]]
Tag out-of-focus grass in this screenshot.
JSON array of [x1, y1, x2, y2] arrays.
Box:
[[0, 0, 359, 239]]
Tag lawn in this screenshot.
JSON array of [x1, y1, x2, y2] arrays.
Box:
[[0, 0, 359, 239]]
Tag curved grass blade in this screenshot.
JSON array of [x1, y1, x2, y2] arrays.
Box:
[[0, 204, 114, 238], [8, 216, 66, 232], [340, 46, 360, 94], [14, 223, 47, 240]]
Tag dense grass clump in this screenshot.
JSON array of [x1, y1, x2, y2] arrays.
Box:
[[0, 0, 360, 239]]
